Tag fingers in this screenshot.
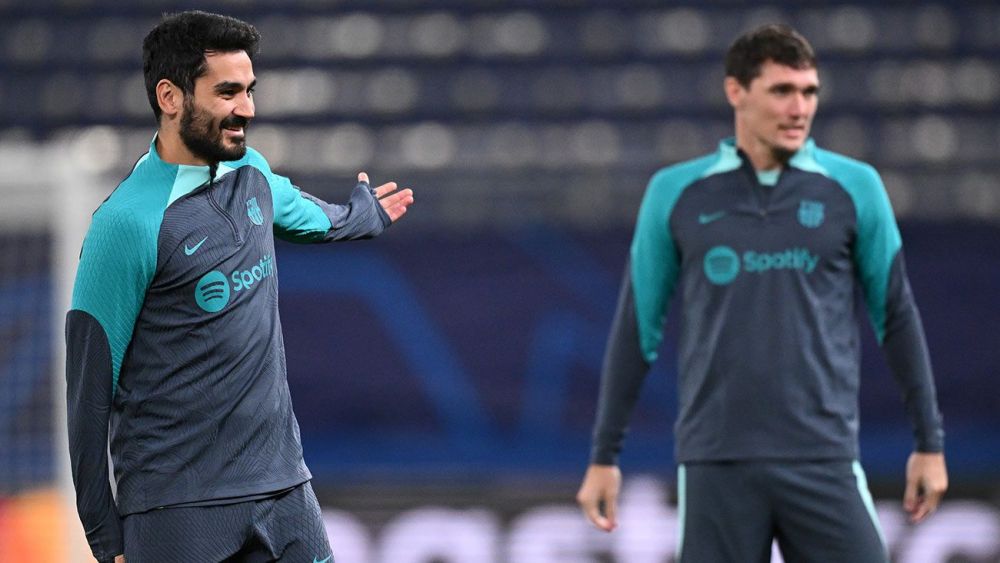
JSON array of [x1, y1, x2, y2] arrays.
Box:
[[907, 495, 933, 524], [582, 499, 614, 532], [374, 182, 398, 199], [904, 452, 948, 524], [576, 465, 620, 533], [903, 475, 919, 514], [355, 172, 414, 223], [580, 498, 618, 532], [355, 170, 393, 198], [576, 488, 615, 532], [357, 172, 405, 200], [903, 479, 924, 522], [603, 492, 618, 529], [919, 486, 945, 522], [378, 188, 414, 223], [905, 481, 946, 524]]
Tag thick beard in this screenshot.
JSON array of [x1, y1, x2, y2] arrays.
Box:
[[179, 97, 247, 163]]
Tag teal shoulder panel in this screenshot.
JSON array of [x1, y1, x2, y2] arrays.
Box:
[[699, 138, 742, 178], [788, 138, 828, 176], [813, 147, 902, 342], [242, 148, 332, 238], [631, 152, 719, 362], [71, 157, 174, 393]]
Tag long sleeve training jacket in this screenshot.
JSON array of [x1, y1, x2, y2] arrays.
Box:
[[591, 138, 944, 467], [66, 137, 391, 561]]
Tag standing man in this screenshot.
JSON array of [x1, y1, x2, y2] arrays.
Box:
[[66, 11, 412, 563], [577, 24, 946, 562]]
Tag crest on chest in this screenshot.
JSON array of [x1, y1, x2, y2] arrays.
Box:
[[246, 197, 264, 226], [798, 199, 824, 228]]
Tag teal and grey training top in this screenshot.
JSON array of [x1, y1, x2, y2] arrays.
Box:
[[591, 138, 944, 467], [66, 136, 391, 562]]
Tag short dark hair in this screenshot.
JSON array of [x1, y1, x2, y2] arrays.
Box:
[[724, 24, 816, 88], [142, 11, 261, 121]]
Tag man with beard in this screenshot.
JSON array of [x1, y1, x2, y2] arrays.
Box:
[[65, 11, 412, 563], [576, 24, 947, 561]]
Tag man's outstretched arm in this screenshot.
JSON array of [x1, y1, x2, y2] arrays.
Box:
[[283, 172, 412, 241]]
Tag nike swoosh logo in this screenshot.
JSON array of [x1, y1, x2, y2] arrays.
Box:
[[313, 556, 332, 563], [698, 211, 726, 225], [184, 237, 208, 255]]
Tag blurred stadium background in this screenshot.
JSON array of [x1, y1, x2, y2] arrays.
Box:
[[2, 1, 999, 561]]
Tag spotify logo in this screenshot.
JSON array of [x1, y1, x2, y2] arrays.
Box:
[[703, 246, 740, 285], [195, 271, 230, 312]]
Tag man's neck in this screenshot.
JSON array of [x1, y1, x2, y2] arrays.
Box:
[[736, 140, 786, 172], [732, 122, 793, 171], [155, 126, 207, 166]]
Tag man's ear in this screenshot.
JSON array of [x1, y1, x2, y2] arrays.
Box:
[[724, 76, 744, 109], [155, 79, 183, 118]]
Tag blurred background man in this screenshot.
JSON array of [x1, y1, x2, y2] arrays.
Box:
[[1, 2, 998, 562], [577, 24, 945, 562]]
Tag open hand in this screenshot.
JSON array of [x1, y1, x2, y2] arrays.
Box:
[[359, 172, 413, 223]]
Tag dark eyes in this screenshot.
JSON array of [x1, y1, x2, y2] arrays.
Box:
[[771, 86, 818, 97], [219, 89, 253, 98]]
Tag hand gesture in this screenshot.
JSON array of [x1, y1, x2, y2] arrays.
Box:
[[358, 172, 413, 223]]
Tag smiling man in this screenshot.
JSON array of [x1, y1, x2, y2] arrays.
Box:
[[577, 24, 947, 562], [65, 11, 412, 563]]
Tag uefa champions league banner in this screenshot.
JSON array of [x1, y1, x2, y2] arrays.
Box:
[[313, 477, 1000, 562]]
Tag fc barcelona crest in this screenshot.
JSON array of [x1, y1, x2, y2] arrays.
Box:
[[246, 197, 263, 226], [798, 199, 824, 228]]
